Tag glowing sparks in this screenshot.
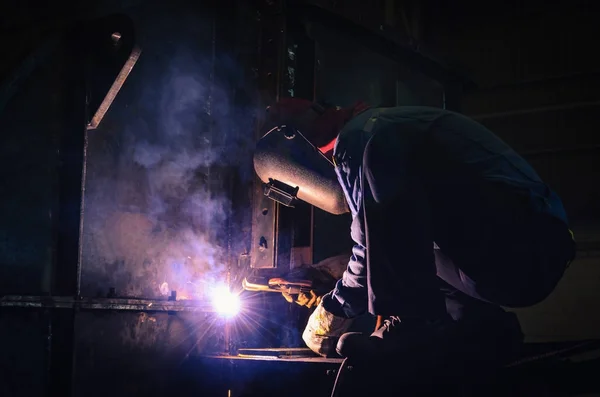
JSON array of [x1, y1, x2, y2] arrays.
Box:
[[210, 285, 241, 317]]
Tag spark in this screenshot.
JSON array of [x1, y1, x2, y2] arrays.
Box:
[[210, 284, 241, 317]]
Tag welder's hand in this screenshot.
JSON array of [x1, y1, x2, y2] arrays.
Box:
[[302, 298, 354, 357], [281, 290, 322, 308]]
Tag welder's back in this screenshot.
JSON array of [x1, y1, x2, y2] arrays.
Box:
[[334, 106, 568, 225]]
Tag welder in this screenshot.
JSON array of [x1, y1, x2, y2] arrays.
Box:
[[258, 98, 576, 366]]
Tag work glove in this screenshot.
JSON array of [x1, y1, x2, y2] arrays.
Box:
[[302, 294, 354, 357], [280, 254, 349, 308], [274, 267, 332, 309], [281, 289, 321, 309]]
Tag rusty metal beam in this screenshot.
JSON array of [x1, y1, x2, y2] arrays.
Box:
[[85, 14, 140, 130], [87, 46, 141, 130], [0, 295, 219, 313]]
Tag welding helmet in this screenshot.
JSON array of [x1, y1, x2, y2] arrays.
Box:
[[261, 98, 344, 154], [253, 124, 349, 215]]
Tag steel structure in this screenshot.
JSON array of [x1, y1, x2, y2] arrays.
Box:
[[0, 1, 478, 396]]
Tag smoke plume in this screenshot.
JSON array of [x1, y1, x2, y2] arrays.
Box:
[[80, 41, 254, 300]]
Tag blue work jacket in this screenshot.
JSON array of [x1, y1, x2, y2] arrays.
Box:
[[322, 106, 568, 318]]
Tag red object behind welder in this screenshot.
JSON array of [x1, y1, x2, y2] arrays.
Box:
[[265, 98, 370, 157]]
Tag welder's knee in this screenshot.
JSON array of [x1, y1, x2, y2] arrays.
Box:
[[336, 332, 368, 358], [483, 230, 573, 308]]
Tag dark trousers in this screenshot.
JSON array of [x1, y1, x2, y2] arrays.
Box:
[[362, 145, 575, 321], [432, 181, 574, 309]]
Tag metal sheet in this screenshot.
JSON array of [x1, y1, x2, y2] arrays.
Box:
[[205, 353, 343, 364], [0, 44, 61, 295], [0, 309, 48, 397], [237, 347, 321, 358], [79, 9, 234, 298], [73, 310, 223, 397]]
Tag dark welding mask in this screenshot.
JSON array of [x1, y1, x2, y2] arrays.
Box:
[[253, 125, 349, 215]]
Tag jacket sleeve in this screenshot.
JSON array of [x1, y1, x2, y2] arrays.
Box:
[[323, 115, 438, 319], [322, 213, 369, 318], [321, 116, 373, 319]]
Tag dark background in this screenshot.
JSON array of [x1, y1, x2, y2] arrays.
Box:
[[1, 0, 599, 396]]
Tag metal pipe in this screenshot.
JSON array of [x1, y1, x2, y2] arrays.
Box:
[[473, 71, 600, 93], [471, 100, 600, 120]]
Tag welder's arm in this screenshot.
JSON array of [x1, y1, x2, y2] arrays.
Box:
[[320, 119, 441, 320], [352, 124, 445, 319], [300, 223, 367, 356], [301, 225, 373, 355], [321, 238, 369, 319]]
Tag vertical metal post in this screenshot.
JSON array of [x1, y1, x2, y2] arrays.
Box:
[[250, 0, 287, 269], [53, 32, 87, 298], [48, 28, 88, 397]]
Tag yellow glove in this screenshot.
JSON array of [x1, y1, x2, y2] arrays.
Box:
[[302, 300, 354, 357], [281, 290, 322, 308]]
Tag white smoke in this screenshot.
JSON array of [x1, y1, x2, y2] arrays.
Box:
[[80, 43, 255, 300]]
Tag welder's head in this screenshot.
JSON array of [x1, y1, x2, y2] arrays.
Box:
[[254, 98, 368, 215], [263, 98, 350, 157]]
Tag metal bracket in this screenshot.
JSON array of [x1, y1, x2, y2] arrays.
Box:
[[87, 46, 141, 130], [85, 14, 141, 130], [264, 178, 299, 207]]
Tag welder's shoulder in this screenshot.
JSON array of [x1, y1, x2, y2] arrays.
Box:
[[340, 106, 448, 136], [335, 107, 450, 157], [335, 109, 378, 158]]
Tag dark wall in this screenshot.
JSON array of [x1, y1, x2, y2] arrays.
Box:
[[423, 0, 600, 340], [426, 0, 600, 230]]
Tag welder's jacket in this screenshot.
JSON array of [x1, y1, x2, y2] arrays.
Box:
[[322, 106, 569, 319]]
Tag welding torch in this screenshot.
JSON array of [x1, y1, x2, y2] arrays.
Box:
[[242, 276, 312, 295], [242, 276, 322, 308]]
